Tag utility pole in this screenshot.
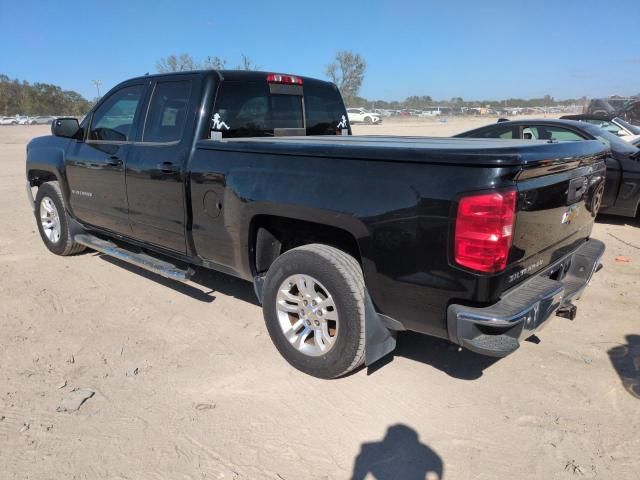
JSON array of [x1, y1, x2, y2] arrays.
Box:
[[91, 80, 103, 98]]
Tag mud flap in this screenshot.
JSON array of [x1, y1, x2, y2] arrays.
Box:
[[364, 291, 397, 366]]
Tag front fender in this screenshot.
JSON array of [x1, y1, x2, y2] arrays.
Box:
[[26, 135, 73, 208]]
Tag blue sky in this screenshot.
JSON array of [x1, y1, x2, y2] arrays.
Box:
[[1, 0, 639, 101]]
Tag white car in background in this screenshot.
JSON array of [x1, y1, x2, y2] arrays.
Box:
[[29, 115, 57, 125], [418, 109, 442, 117], [346, 108, 382, 124], [17, 115, 31, 125], [0, 116, 19, 125], [373, 109, 393, 117]]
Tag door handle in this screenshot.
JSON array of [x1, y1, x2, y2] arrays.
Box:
[[157, 161, 178, 173], [107, 156, 123, 167]]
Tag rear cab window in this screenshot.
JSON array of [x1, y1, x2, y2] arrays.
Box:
[[209, 76, 347, 139]]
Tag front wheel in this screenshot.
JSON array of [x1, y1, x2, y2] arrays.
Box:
[[364, 116, 372, 124], [262, 244, 366, 378], [35, 181, 86, 256]]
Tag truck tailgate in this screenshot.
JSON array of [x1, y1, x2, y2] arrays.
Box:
[[503, 148, 607, 291]]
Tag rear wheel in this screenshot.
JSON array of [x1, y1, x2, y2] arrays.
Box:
[[262, 244, 366, 378], [35, 182, 85, 256]]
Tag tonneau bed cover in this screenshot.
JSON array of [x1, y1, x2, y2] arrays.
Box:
[[197, 135, 608, 167]]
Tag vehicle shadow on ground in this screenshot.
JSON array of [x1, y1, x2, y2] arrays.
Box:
[[98, 252, 496, 380], [596, 214, 640, 227], [97, 255, 259, 306], [351, 424, 443, 480], [608, 334, 640, 400], [368, 332, 500, 380]]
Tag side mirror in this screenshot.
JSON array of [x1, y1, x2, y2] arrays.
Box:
[[51, 117, 81, 139]]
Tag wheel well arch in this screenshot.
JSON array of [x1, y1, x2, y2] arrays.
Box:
[[27, 169, 58, 186], [249, 215, 362, 275]]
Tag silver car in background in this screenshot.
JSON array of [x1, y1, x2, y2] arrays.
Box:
[[29, 116, 56, 125]]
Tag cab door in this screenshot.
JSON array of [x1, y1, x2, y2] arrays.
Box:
[[65, 83, 146, 234], [125, 77, 198, 253]]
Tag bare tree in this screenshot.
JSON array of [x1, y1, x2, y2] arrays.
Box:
[[201, 56, 227, 70], [156, 53, 258, 72], [325, 51, 367, 104], [156, 53, 199, 72], [236, 54, 260, 71]]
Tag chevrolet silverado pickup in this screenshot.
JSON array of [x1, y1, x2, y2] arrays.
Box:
[[26, 70, 607, 378]]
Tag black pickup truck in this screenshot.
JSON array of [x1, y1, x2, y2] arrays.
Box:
[[26, 70, 607, 378]]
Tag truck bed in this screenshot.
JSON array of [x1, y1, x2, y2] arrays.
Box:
[[197, 135, 607, 167]]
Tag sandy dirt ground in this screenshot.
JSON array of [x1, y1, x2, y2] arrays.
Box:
[[1, 121, 639, 480]]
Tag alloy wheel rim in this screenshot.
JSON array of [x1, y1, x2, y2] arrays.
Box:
[[275, 274, 339, 357], [40, 196, 61, 243]]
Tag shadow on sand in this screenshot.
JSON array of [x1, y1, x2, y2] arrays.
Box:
[[98, 254, 259, 306], [351, 424, 443, 480], [368, 331, 500, 380], [97, 253, 499, 380], [608, 334, 640, 399], [596, 214, 640, 228]]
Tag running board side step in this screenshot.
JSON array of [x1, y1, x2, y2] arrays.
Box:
[[74, 234, 194, 283]]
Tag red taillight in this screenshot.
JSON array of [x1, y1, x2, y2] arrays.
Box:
[[454, 190, 517, 273], [267, 73, 303, 85]]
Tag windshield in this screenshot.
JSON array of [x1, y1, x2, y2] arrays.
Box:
[[582, 122, 639, 154], [614, 117, 640, 135]]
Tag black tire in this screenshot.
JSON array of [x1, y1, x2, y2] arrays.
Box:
[[262, 244, 366, 378], [35, 181, 86, 256], [364, 116, 372, 124]]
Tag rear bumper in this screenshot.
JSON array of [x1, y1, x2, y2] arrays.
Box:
[[447, 238, 605, 357]]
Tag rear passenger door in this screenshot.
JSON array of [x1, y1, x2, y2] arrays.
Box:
[[125, 77, 197, 253]]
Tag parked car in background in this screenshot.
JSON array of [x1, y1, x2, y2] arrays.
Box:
[[346, 108, 381, 124], [0, 116, 19, 125], [562, 114, 640, 143], [455, 118, 640, 218], [585, 98, 640, 126], [372, 109, 393, 118], [29, 116, 56, 125], [418, 109, 442, 117], [17, 115, 31, 125]]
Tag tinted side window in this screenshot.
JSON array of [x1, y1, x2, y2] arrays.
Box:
[[143, 80, 193, 143], [89, 85, 143, 142], [305, 84, 346, 135], [472, 125, 517, 139], [524, 126, 584, 141]]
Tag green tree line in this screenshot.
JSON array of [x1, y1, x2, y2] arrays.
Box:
[[350, 94, 589, 110], [0, 74, 92, 116]]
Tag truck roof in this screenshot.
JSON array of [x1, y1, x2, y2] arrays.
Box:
[[197, 135, 608, 167], [125, 69, 336, 87]]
